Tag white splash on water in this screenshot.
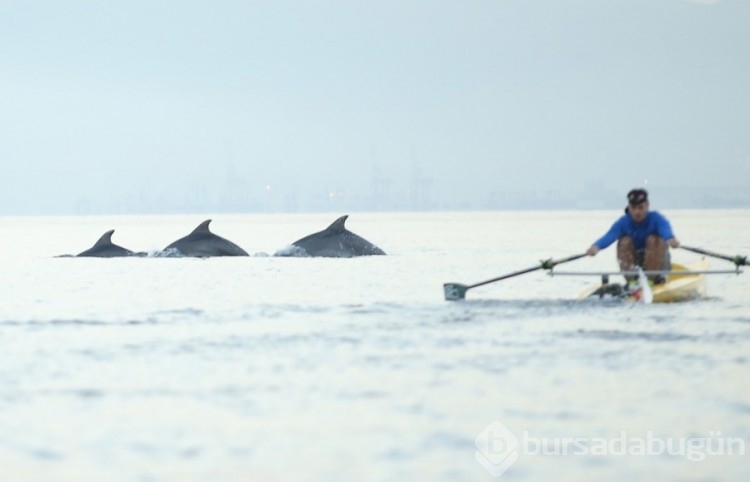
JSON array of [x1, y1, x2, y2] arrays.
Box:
[[273, 244, 309, 257], [637, 267, 653, 304]]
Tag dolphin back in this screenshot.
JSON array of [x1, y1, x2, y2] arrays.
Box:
[[284, 215, 386, 257], [164, 220, 249, 257], [76, 230, 135, 257]]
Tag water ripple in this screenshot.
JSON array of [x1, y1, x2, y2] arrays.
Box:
[[570, 329, 698, 342]]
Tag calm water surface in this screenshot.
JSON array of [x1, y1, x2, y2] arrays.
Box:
[[0, 210, 748, 481]]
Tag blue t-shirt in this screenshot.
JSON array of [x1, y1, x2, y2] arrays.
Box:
[[594, 211, 675, 250]]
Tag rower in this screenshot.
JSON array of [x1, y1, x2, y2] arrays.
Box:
[[585, 188, 680, 286]]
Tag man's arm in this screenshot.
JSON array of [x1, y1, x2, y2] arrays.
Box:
[[587, 218, 624, 256], [655, 212, 680, 248]]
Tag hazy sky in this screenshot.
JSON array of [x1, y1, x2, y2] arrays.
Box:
[[2, 0, 749, 215]]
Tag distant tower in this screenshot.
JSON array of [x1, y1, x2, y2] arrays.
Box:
[[370, 163, 392, 211], [409, 162, 432, 211], [223, 162, 250, 212]]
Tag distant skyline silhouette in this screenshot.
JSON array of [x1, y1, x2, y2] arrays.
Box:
[[2, 1, 749, 215]]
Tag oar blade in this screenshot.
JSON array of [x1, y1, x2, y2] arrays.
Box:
[[443, 283, 469, 301], [442, 253, 587, 301]]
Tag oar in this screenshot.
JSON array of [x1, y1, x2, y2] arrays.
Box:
[[681, 245, 748, 267], [443, 253, 587, 301]]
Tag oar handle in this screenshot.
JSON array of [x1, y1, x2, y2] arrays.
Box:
[[681, 245, 748, 267], [467, 253, 587, 289], [545, 253, 588, 268]]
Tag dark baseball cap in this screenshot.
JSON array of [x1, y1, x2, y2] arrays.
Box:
[[627, 188, 648, 205]]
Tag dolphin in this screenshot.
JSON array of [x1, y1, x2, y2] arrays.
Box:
[[76, 230, 137, 258], [276, 215, 385, 258], [163, 219, 248, 257]]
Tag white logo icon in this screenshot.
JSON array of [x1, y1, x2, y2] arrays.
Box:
[[475, 421, 518, 477]]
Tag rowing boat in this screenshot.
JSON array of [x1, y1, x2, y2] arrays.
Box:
[[444, 247, 744, 302], [578, 260, 709, 303]]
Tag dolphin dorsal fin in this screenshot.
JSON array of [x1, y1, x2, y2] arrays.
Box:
[[93, 230, 116, 247], [191, 219, 213, 235], [326, 215, 349, 233]]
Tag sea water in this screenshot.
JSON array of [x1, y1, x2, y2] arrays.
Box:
[[0, 210, 748, 481]]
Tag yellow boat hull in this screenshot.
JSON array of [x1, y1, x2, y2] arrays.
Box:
[[580, 260, 708, 303], [650, 260, 708, 302]]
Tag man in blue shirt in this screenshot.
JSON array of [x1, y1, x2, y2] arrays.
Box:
[[586, 189, 680, 284]]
